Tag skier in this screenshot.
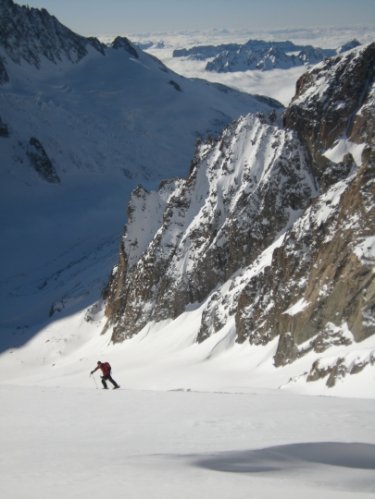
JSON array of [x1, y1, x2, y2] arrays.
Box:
[[90, 361, 120, 389]]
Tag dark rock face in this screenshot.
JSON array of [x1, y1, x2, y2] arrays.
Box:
[[0, 115, 9, 137], [111, 37, 139, 59], [273, 332, 299, 367], [169, 80, 182, 92], [0, 58, 9, 84], [27, 137, 60, 183], [104, 43, 375, 385], [306, 350, 375, 387], [236, 158, 375, 348]]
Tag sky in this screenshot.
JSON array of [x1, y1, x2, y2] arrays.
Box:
[[22, 0, 375, 36]]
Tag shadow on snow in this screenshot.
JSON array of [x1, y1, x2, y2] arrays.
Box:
[[194, 442, 375, 473]]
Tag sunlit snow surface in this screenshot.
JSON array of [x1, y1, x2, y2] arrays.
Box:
[[0, 381, 374, 499], [1, 302, 375, 497]]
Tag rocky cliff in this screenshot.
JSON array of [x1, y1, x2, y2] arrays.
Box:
[[105, 43, 375, 386]]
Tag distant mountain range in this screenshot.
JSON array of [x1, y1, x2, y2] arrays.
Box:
[[173, 38, 361, 72]]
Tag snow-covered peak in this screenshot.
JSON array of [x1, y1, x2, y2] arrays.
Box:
[[111, 36, 139, 59], [337, 38, 361, 54]]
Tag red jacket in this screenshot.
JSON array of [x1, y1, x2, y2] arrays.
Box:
[[96, 362, 111, 376]]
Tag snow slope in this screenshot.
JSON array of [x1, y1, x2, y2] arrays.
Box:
[[0, 299, 374, 496], [0, 296, 374, 398], [0, 1, 281, 346]]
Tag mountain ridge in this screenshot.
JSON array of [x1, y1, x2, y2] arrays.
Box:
[[0, 0, 105, 68]]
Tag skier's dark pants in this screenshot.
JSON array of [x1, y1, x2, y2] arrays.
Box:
[[101, 374, 119, 389]]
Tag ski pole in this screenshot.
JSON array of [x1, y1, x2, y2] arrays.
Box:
[[90, 373, 98, 389]]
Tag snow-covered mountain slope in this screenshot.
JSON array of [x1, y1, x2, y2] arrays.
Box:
[[104, 43, 375, 392], [0, 0, 282, 342], [173, 38, 360, 72]]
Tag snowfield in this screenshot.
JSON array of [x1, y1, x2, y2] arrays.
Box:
[[1, 383, 374, 499], [1, 300, 374, 498]]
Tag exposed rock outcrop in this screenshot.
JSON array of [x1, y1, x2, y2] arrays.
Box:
[[0, 115, 9, 137], [27, 137, 60, 183], [0, 57, 9, 84], [238, 156, 375, 350], [111, 36, 139, 59]]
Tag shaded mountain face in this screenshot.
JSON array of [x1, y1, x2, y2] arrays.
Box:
[[0, 0, 282, 337], [0, 0, 104, 67], [0, 0, 281, 185], [105, 43, 375, 386]]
